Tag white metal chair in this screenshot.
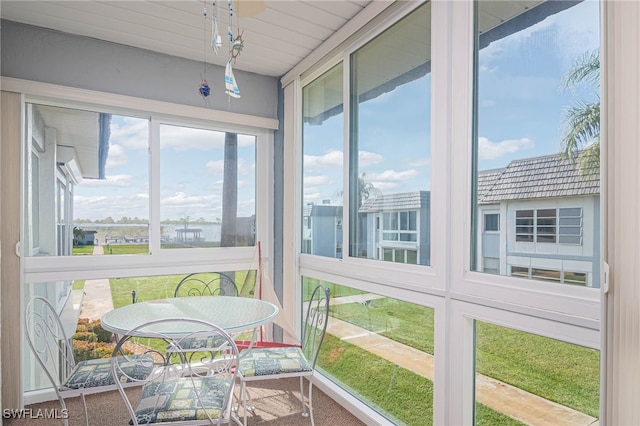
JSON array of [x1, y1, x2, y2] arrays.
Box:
[[237, 285, 330, 426], [174, 272, 239, 298], [24, 296, 154, 426], [111, 317, 242, 425]]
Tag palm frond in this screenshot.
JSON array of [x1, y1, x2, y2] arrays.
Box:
[[561, 100, 600, 160], [578, 142, 600, 177], [561, 49, 600, 90]]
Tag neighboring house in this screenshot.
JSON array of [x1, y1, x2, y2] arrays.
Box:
[[301, 153, 600, 285], [477, 152, 600, 287], [302, 203, 343, 258], [359, 191, 431, 265], [74, 230, 97, 246]]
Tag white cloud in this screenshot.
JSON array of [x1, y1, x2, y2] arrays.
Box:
[[303, 149, 384, 172], [158, 126, 256, 152], [409, 158, 431, 167], [105, 144, 128, 169], [358, 151, 384, 167], [205, 158, 252, 176], [73, 193, 149, 221], [206, 159, 225, 175], [478, 137, 535, 160], [110, 117, 148, 150], [304, 175, 332, 186], [304, 150, 343, 171], [370, 169, 419, 183]]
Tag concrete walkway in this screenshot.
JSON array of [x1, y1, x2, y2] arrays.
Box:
[[78, 244, 113, 320], [78, 278, 598, 426]]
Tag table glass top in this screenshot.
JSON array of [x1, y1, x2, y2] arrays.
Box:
[[101, 296, 278, 336]]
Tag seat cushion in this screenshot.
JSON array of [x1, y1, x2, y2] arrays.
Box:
[[133, 376, 231, 423], [238, 347, 312, 377], [61, 354, 154, 390], [168, 335, 228, 352]]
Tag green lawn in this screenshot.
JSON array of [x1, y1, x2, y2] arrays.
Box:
[[319, 333, 524, 425], [476, 321, 600, 417], [102, 244, 149, 255], [72, 245, 95, 255], [328, 296, 599, 419]]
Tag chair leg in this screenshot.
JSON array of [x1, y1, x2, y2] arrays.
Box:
[[58, 397, 70, 426], [300, 376, 309, 418], [308, 380, 315, 426], [80, 393, 89, 426], [240, 381, 256, 426]]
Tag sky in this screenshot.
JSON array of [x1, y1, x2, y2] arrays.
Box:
[[73, 0, 599, 221], [302, 0, 600, 206]]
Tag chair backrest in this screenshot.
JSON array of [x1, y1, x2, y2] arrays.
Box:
[[111, 317, 240, 425], [25, 296, 76, 394], [301, 285, 331, 369], [174, 272, 238, 298]]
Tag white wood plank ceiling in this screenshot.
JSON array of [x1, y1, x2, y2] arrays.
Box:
[[1, 1, 548, 78], [0, 0, 373, 77]]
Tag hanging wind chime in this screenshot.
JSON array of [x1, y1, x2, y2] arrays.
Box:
[[199, 0, 243, 101], [224, 0, 242, 99], [198, 1, 211, 100]]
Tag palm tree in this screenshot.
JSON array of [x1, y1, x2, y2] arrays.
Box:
[[356, 172, 379, 207], [221, 132, 238, 247], [73, 226, 86, 246], [560, 49, 600, 175]]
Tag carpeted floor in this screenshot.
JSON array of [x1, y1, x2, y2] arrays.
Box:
[[5, 378, 365, 426]]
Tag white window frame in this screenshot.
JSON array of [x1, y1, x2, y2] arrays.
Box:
[[7, 78, 276, 285], [286, 1, 602, 425]]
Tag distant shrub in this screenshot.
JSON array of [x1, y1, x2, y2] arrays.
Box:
[[72, 317, 122, 361], [72, 331, 96, 341], [88, 319, 113, 343]]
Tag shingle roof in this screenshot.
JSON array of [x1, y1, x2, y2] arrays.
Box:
[[359, 191, 430, 212], [478, 152, 600, 204]]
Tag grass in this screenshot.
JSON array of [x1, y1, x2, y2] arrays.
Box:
[[102, 244, 149, 255], [72, 245, 95, 255], [476, 321, 600, 418], [326, 292, 599, 418], [319, 333, 524, 426]]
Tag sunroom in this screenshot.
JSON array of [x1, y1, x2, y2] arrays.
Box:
[[1, 1, 639, 425]]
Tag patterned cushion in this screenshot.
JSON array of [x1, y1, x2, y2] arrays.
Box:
[[133, 376, 231, 423], [167, 335, 228, 352], [238, 347, 312, 377], [61, 354, 154, 390]]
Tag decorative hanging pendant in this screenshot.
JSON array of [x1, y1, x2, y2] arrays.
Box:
[[230, 29, 244, 62], [211, 15, 222, 55], [225, 60, 240, 98], [199, 80, 211, 97]]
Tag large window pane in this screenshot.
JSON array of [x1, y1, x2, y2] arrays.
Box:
[[474, 321, 600, 424], [24, 104, 150, 257], [159, 125, 256, 248], [349, 3, 432, 266], [302, 63, 344, 258], [304, 278, 434, 424], [473, 0, 600, 287], [23, 270, 257, 394]]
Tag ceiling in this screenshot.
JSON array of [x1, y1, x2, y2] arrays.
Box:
[[0, 0, 373, 78]]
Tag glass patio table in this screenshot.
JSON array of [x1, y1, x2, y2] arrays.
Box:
[[100, 296, 279, 338]]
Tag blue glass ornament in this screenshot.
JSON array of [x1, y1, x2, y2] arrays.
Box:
[[199, 80, 211, 97]]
